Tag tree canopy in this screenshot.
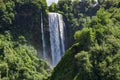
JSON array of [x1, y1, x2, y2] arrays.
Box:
[[0, 0, 51, 80]]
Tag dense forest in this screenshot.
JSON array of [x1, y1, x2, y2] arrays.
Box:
[[0, 0, 51, 80], [0, 0, 120, 80]]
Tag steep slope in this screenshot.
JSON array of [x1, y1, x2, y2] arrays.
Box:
[[50, 3, 120, 80], [0, 1, 52, 79]]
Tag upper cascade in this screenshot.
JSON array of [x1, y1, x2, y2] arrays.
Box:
[[48, 12, 65, 66]]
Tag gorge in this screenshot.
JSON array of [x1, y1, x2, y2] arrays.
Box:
[[0, 0, 120, 80]]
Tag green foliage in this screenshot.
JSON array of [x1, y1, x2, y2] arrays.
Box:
[[50, 1, 120, 80], [49, 0, 100, 48], [50, 43, 80, 80], [0, 31, 51, 80], [0, 1, 51, 79], [74, 28, 95, 49], [0, 0, 15, 29], [0, 0, 50, 80], [49, 3, 57, 12], [0, 0, 120, 80]]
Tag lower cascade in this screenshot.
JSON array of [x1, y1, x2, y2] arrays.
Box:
[[41, 13, 47, 59], [48, 13, 65, 66]]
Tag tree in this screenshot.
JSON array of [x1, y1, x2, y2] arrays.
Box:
[[0, 31, 51, 80], [0, 0, 15, 31]]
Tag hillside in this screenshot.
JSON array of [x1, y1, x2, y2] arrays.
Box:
[[49, 0, 120, 80], [0, 0, 120, 80]]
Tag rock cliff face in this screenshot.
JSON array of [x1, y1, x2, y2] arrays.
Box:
[[12, 3, 66, 66], [11, 2, 50, 58]]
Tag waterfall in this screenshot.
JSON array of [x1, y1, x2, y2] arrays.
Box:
[[41, 13, 47, 59], [48, 13, 65, 66], [58, 14, 65, 55]]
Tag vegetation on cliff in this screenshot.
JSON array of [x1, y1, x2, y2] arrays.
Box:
[[0, 0, 120, 80], [0, 31, 51, 80], [50, 0, 120, 80], [0, 0, 51, 80]]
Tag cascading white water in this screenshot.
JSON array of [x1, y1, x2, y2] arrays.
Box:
[[48, 13, 65, 66], [58, 14, 65, 54], [41, 13, 47, 59]]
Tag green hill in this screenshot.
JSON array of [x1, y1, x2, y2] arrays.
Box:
[[50, 1, 120, 80]]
